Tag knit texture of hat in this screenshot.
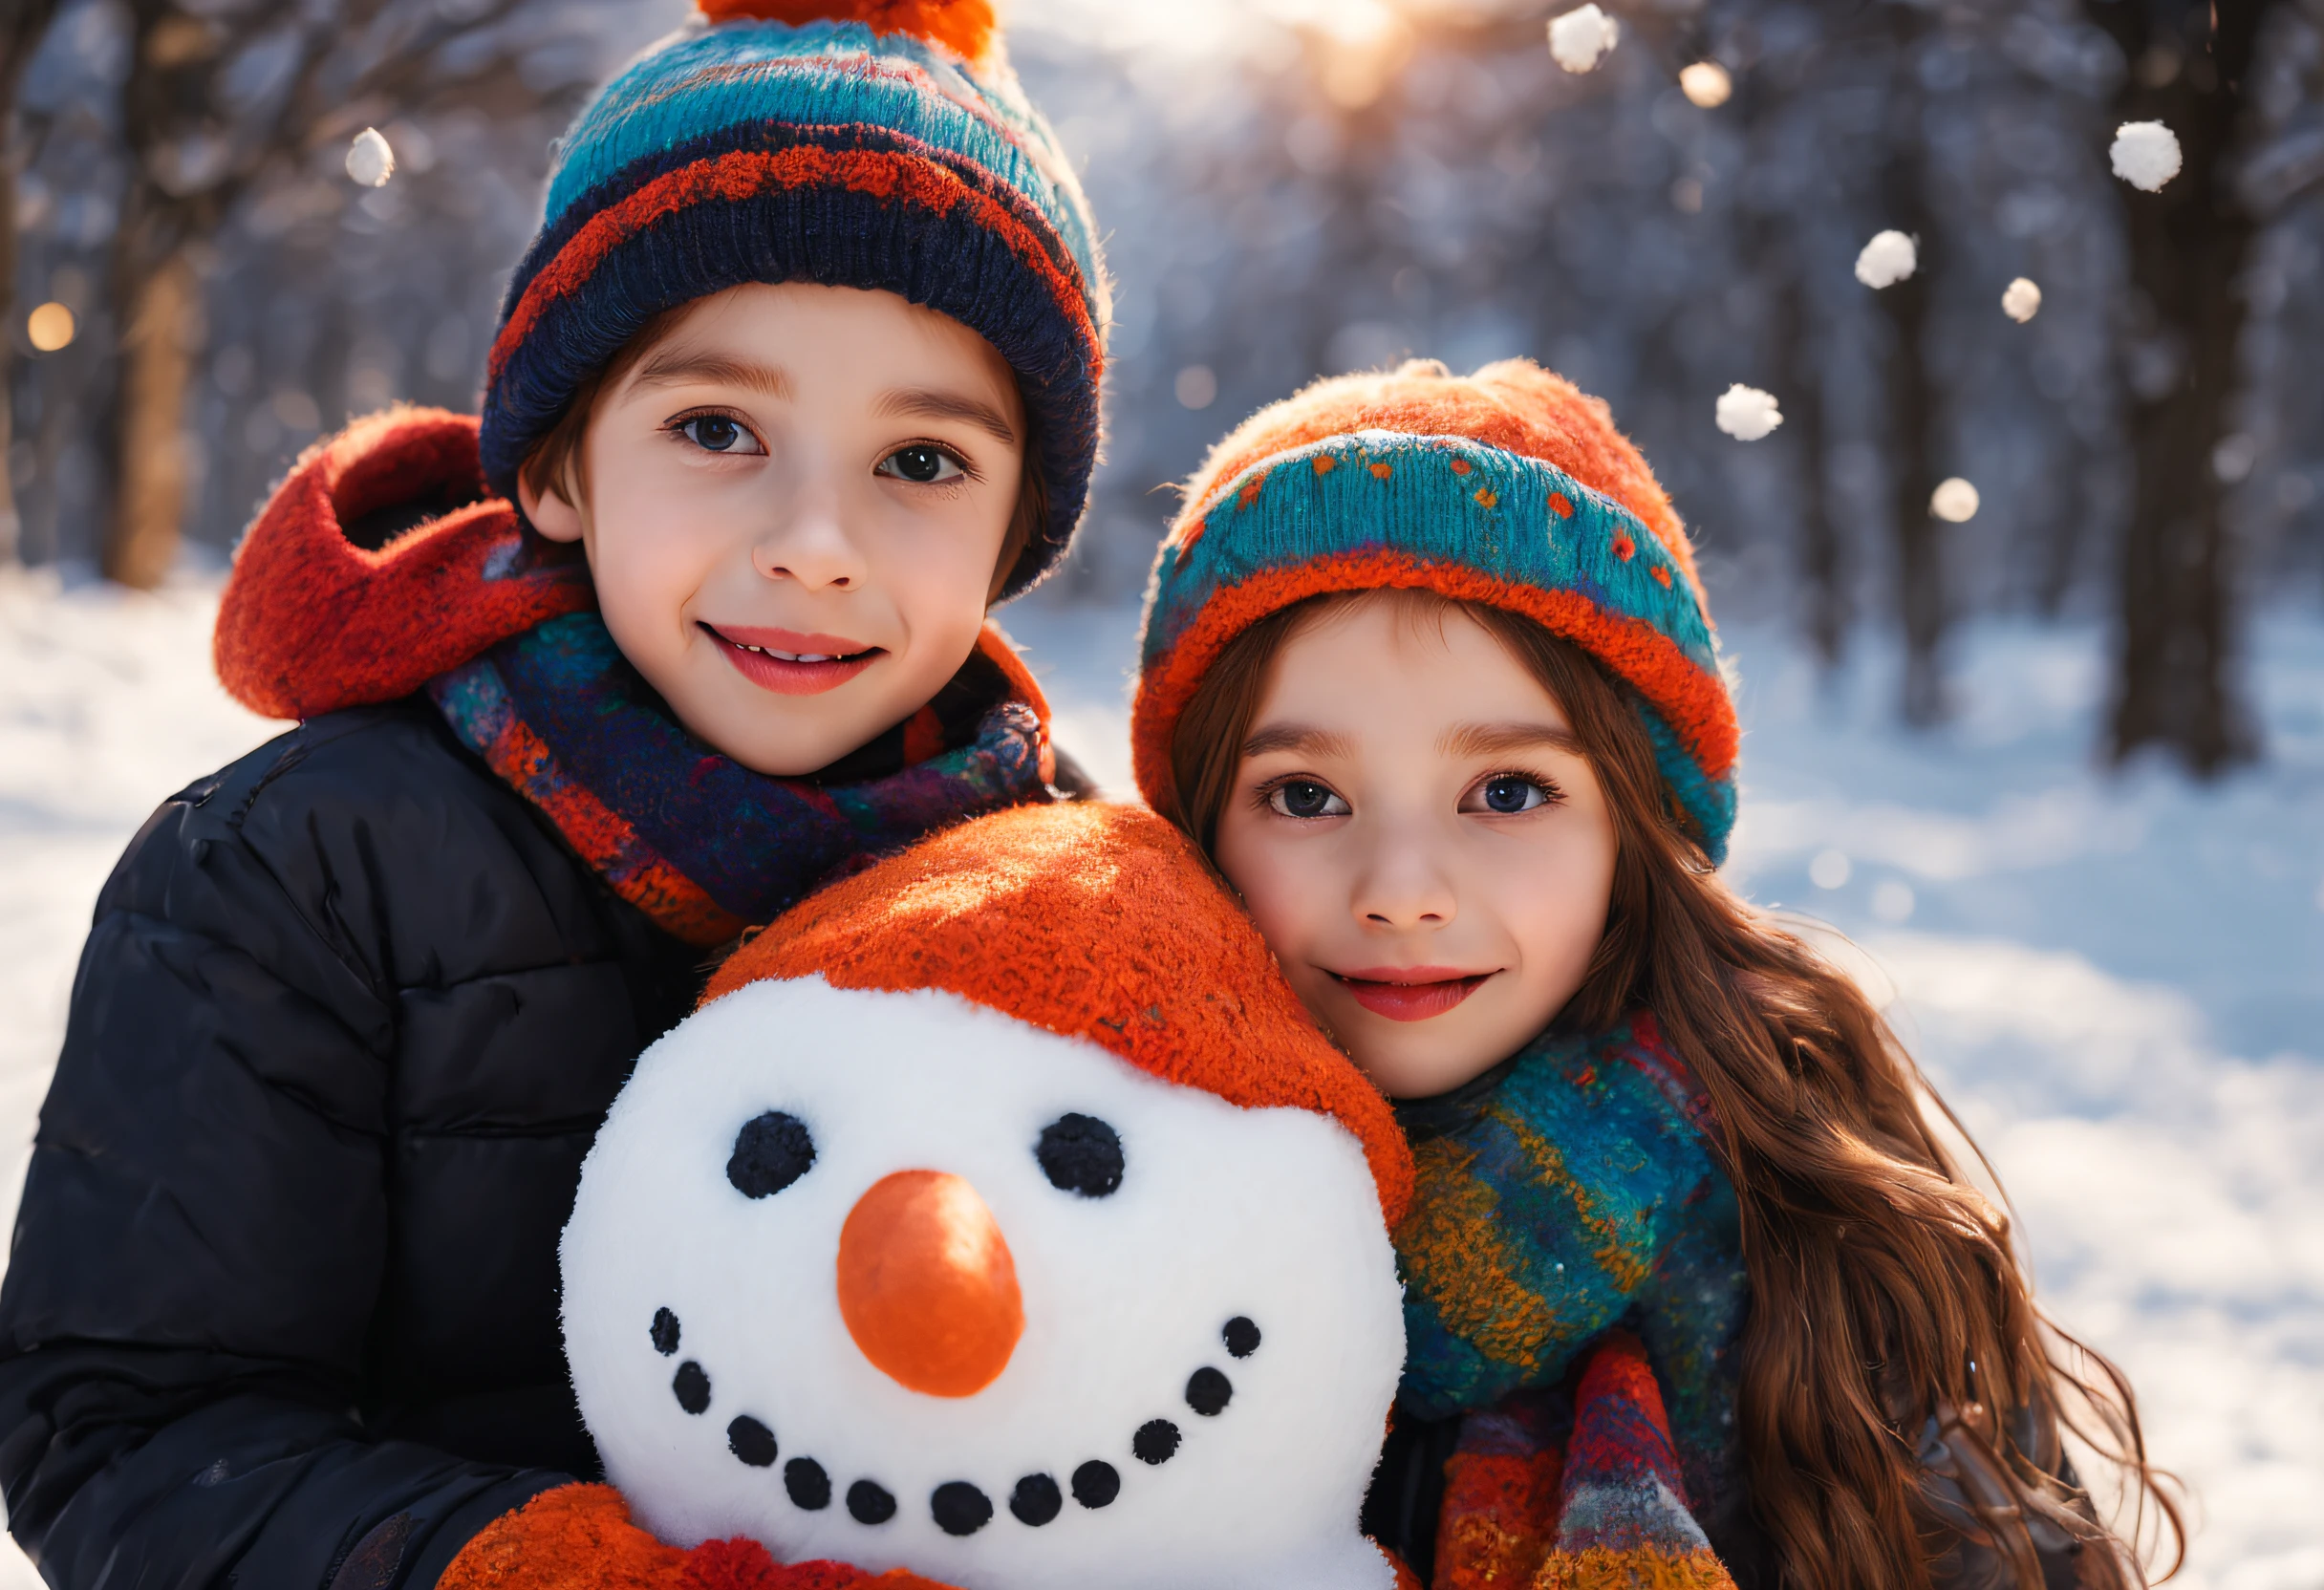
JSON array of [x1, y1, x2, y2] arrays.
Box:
[[479, 0, 1108, 600], [1131, 358, 1739, 862], [703, 801, 1415, 1225]]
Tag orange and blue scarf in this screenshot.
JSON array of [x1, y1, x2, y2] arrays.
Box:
[[429, 612, 1053, 948]]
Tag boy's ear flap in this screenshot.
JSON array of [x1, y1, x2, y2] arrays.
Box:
[[518, 466, 586, 544]]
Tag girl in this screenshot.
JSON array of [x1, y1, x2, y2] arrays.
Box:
[[1130, 359, 2179, 1590]]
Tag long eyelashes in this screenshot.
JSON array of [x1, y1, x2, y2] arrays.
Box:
[[1463, 769, 1565, 814], [1246, 768, 1567, 818], [875, 440, 984, 490], [664, 408, 764, 457], [657, 415, 983, 491], [1252, 774, 1348, 821]]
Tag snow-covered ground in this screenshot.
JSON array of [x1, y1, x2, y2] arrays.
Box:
[[2, 569, 2319, 1587]]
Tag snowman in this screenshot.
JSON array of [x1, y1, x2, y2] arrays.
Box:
[[561, 803, 1417, 1590]]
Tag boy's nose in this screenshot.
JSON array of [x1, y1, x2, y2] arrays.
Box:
[[751, 483, 867, 591], [835, 1170, 1023, 1397]]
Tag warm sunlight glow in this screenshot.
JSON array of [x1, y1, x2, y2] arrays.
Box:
[[1295, 0, 1414, 109]]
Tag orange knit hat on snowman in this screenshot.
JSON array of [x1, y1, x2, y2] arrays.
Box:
[[707, 800, 1413, 1223]]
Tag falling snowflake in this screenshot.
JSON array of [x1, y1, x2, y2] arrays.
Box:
[[1715, 384, 1782, 440], [346, 127, 396, 188], [1547, 5, 1619, 74], [1855, 230, 1918, 290], [2001, 277, 2042, 323], [1930, 478, 1980, 523], [2110, 121, 2182, 192]]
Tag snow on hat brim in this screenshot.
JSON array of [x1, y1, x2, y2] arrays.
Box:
[[1132, 359, 1739, 863], [702, 802, 1414, 1226]]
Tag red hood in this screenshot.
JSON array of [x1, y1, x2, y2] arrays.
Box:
[[214, 408, 593, 720]]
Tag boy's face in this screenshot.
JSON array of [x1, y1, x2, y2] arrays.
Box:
[[522, 282, 1026, 777]]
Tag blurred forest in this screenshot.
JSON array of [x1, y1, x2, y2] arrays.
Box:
[[4, 0, 2322, 772]]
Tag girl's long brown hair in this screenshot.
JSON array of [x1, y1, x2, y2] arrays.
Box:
[[1162, 591, 2183, 1590]]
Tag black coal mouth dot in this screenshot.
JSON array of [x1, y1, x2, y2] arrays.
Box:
[[651, 1306, 1261, 1532]]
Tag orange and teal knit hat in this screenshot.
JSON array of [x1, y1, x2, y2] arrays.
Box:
[[480, 0, 1108, 599], [1131, 358, 1740, 862]]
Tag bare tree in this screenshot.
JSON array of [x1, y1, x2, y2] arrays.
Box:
[[2084, 0, 2279, 772], [91, 0, 535, 587], [0, 0, 65, 567], [1874, 0, 1948, 724]]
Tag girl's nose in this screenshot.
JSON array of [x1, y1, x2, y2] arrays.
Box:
[[835, 1170, 1023, 1398], [1354, 837, 1459, 930]]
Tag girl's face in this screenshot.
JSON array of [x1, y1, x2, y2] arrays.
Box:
[[522, 281, 1024, 777], [1210, 596, 1619, 1099]]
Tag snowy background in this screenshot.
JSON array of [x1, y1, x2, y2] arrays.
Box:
[[5, 0, 2324, 1583], [2, 568, 2318, 1588]]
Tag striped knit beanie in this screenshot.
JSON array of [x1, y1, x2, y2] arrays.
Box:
[[1132, 358, 1740, 862], [479, 0, 1108, 599]]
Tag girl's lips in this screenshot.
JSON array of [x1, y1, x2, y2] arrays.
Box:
[[1328, 968, 1495, 1022], [703, 624, 882, 698]]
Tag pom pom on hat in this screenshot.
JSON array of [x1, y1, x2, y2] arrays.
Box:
[[697, 0, 997, 63]]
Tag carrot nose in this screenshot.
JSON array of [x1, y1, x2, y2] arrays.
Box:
[[836, 1170, 1023, 1397]]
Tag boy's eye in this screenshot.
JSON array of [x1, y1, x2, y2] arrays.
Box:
[[1268, 780, 1349, 820], [1466, 775, 1556, 815], [678, 415, 763, 455], [876, 443, 965, 484]]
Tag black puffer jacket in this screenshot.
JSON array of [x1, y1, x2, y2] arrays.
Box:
[[0, 699, 704, 1588]]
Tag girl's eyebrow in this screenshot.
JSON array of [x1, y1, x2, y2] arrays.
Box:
[[1439, 721, 1585, 759], [1242, 722, 1356, 760], [875, 387, 1019, 445], [632, 349, 793, 398]]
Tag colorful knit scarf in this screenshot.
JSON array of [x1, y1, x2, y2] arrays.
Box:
[[429, 612, 1052, 947], [211, 410, 1058, 948], [1435, 1333, 1734, 1590], [1393, 1014, 1752, 1588]]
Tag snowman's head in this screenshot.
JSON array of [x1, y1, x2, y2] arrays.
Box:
[[560, 806, 1413, 1590]]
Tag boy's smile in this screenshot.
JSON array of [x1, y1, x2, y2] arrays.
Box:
[[521, 281, 1028, 777], [703, 624, 883, 697]]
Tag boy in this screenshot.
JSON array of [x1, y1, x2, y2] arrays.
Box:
[[0, 2, 1107, 1583]]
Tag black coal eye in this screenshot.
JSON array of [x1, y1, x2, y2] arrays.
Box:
[[728, 1110, 815, 1199], [1035, 1113, 1123, 1198]]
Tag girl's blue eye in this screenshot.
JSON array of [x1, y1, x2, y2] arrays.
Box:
[[1477, 775, 1551, 814], [877, 444, 964, 484], [679, 415, 759, 454], [1269, 781, 1348, 819]]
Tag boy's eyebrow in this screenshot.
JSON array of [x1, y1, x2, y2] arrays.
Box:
[[1241, 722, 1357, 761], [631, 349, 795, 398], [1439, 721, 1586, 760], [875, 388, 1020, 445]]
